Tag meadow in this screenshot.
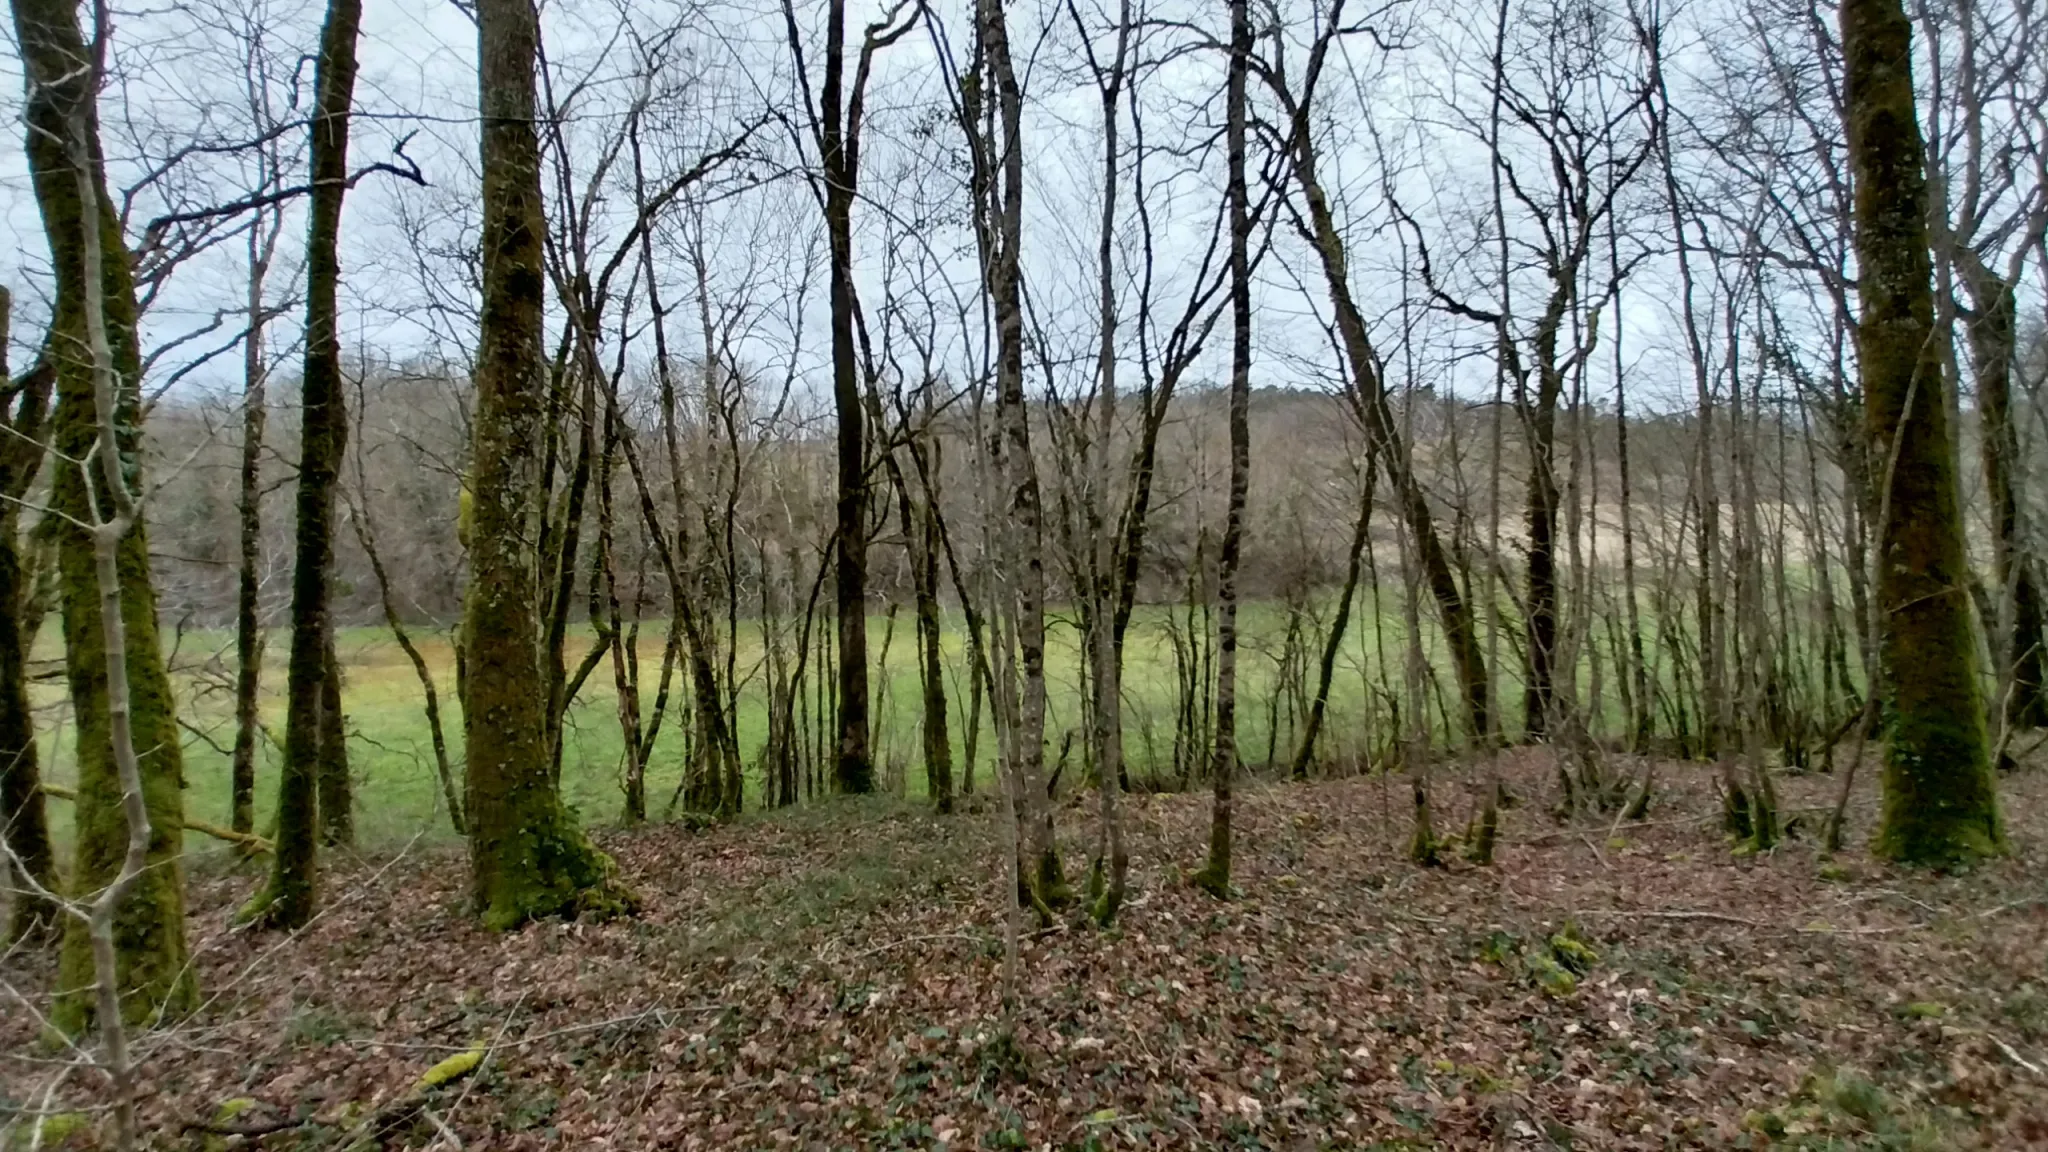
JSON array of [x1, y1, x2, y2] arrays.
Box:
[[31, 587, 1837, 851]]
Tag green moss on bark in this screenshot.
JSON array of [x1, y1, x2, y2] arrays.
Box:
[[464, 0, 635, 930], [1840, 0, 2003, 867], [12, 0, 194, 1028]]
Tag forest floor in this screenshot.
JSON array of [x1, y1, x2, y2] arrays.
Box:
[[6, 750, 2048, 1150]]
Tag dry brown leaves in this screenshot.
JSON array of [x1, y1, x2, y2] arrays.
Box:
[[5, 753, 2047, 1150]]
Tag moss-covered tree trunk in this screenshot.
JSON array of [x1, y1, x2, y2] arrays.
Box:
[[242, 0, 360, 928], [1193, 0, 1249, 900], [0, 483, 53, 943], [1840, 0, 2003, 864], [0, 292, 55, 943], [465, 0, 630, 929], [13, 0, 196, 1029]]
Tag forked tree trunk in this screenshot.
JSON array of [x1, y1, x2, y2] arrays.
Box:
[[1841, 0, 2003, 864], [1081, 0, 1132, 924], [972, 0, 1065, 907], [893, 426, 952, 813]]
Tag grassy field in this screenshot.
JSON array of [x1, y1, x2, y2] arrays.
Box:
[[30, 588, 1845, 851]]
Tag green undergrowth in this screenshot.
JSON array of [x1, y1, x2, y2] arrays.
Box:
[[670, 796, 985, 963], [1739, 1066, 1965, 1150], [1478, 921, 1602, 998]]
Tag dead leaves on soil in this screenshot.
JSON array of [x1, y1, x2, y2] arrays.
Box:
[[4, 754, 2046, 1149]]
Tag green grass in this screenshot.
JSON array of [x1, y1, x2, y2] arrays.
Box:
[[30, 597, 1423, 852], [31, 581, 1863, 853]]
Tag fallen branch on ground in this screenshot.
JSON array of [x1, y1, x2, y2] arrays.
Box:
[[38, 782, 272, 853], [1572, 908, 1907, 936]]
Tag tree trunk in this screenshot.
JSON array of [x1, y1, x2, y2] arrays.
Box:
[[465, 0, 631, 928], [599, 410, 645, 824], [1612, 294, 1652, 753], [1963, 267, 2048, 735], [348, 478, 463, 833], [1082, 0, 1132, 925], [1288, 142, 1489, 744], [1521, 347, 1564, 740], [0, 294, 54, 943], [14, 0, 195, 1028], [317, 631, 351, 846], [821, 0, 871, 796], [1262, 15, 1489, 744], [241, 0, 360, 926], [1655, 64, 1726, 766], [1841, 0, 2002, 864], [897, 427, 952, 813], [973, 0, 1063, 906], [1193, 0, 1250, 899], [230, 233, 270, 844], [1292, 460, 1375, 778]]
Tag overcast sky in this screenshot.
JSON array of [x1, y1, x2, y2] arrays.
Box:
[[6, 0, 2029, 428]]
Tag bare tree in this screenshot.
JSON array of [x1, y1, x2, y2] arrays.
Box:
[[1192, 0, 1252, 899], [239, 0, 364, 929], [782, 0, 917, 797]]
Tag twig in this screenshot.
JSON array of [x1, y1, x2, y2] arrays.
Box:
[[37, 781, 273, 853], [1578, 833, 1607, 867], [1513, 815, 1706, 846], [1572, 908, 1906, 936], [1860, 888, 1942, 917], [421, 1106, 464, 1149], [831, 932, 984, 964], [1968, 895, 2046, 921], [338, 1003, 725, 1055], [1981, 1032, 2045, 1079], [1575, 908, 1766, 928]]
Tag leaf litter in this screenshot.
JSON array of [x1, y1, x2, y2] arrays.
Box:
[[4, 752, 2046, 1149]]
